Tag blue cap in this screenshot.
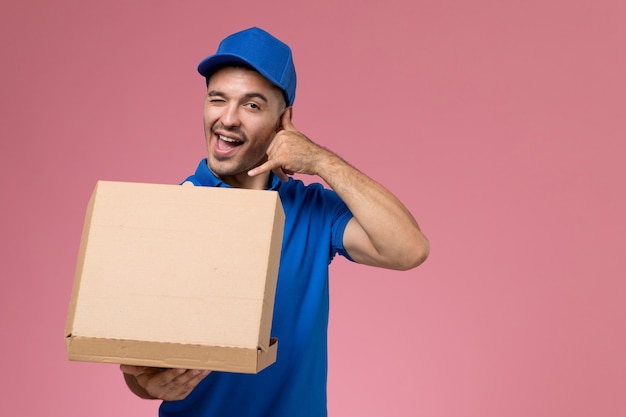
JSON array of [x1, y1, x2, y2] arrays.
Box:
[[198, 27, 297, 106]]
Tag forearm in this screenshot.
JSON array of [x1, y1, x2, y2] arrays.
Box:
[[248, 111, 428, 269], [315, 150, 429, 270]]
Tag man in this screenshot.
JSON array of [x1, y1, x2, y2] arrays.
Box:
[[120, 27, 429, 416]]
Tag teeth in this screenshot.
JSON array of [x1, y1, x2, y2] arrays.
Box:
[[219, 135, 240, 143]]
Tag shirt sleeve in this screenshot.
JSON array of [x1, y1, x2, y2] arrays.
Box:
[[331, 208, 355, 262], [325, 189, 355, 263]]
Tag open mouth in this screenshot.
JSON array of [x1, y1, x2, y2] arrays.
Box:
[[216, 134, 244, 152]]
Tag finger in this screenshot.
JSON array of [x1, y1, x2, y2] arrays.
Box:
[[186, 370, 210, 391], [154, 368, 188, 385], [158, 369, 210, 401], [120, 364, 152, 376], [271, 167, 290, 182], [138, 368, 186, 398], [248, 160, 278, 177], [174, 369, 211, 388], [120, 364, 137, 374]]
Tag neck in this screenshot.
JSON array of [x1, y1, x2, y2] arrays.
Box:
[[214, 169, 271, 190]]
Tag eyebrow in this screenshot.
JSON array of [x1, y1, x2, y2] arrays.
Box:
[[207, 90, 269, 103]]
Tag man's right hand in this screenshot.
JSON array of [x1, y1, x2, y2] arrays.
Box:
[[120, 365, 210, 401]]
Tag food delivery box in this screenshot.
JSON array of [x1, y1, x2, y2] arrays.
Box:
[[65, 180, 284, 373]]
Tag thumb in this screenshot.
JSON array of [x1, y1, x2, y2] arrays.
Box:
[[120, 364, 143, 376]]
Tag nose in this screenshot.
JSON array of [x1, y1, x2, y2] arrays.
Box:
[[219, 103, 241, 128]]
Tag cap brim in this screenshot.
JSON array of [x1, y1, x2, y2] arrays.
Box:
[[197, 54, 253, 79], [197, 53, 289, 104]]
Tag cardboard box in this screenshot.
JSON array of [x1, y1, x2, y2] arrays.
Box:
[[65, 180, 284, 373]]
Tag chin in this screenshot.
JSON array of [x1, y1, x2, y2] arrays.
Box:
[[207, 158, 242, 177]]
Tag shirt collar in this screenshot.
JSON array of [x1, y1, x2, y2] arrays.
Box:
[[194, 158, 283, 191]]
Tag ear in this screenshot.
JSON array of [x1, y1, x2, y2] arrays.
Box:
[[275, 106, 293, 132]]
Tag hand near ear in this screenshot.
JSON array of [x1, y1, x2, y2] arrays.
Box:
[[249, 108, 335, 181]]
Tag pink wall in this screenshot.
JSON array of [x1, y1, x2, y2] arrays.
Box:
[[1, 0, 624, 416]]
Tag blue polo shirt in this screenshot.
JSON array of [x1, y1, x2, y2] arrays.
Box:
[[159, 159, 354, 417]]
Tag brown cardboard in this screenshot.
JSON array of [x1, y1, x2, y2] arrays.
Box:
[[65, 180, 284, 373]]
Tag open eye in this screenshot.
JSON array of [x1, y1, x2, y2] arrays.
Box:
[[245, 102, 261, 110]]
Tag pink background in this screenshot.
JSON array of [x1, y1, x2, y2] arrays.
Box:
[[1, 0, 624, 416]]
